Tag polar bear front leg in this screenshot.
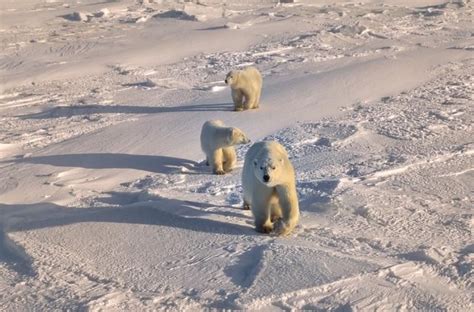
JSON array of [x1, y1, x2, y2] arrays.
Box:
[[211, 149, 225, 175], [270, 202, 282, 222], [274, 185, 300, 236], [251, 187, 275, 234], [232, 89, 244, 111], [222, 146, 237, 172]]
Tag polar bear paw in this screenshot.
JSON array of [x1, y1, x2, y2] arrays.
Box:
[[256, 223, 273, 234], [273, 219, 291, 236], [214, 169, 225, 175]]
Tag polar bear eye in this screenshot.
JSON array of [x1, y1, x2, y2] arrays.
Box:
[[253, 160, 258, 167], [271, 166, 276, 170]]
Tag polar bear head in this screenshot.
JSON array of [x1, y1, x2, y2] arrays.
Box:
[[227, 127, 250, 146], [253, 148, 287, 187], [224, 70, 240, 87]]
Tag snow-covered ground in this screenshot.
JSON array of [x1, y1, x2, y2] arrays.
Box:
[[1, 0, 473, 310]]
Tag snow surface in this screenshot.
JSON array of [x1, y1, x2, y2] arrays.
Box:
[[1, 0, 473, 310]]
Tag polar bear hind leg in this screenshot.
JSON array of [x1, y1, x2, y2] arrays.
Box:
[[243, 90, 256, 110], [222, 147, 236, 172], [252, 88, 261, 109], [211, 149, 225, 175]]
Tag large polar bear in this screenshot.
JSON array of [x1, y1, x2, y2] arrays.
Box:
[[200, 120, 250, 175], [242, 141, 299, 235], [225, 66, 262, 111]]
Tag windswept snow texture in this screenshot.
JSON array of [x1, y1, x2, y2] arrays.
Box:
[[1, 0, 473, 310]]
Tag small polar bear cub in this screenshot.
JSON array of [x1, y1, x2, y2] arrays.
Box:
[[200, 120, 250, 175], [225, 66, 262, 111], [242, 141, 300, 236]]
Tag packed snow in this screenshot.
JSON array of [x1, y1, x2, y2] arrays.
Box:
[[0, 0, 473, 310]]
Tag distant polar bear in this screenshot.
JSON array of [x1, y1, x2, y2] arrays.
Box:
[[242, 141, 299, 235], [200, 120, 250, 175], [225, 66, 262, 111]]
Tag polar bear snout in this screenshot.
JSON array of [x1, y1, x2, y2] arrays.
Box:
[[225, 71, 235, 85], [263, 174, 270, 182], [257, 166, 276, 185], [225, 77, 234, 85]]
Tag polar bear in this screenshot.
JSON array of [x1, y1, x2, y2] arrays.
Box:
[[242, 141, 299, 235], [200, 120, 250, 175], [225, 66, 262, 111]]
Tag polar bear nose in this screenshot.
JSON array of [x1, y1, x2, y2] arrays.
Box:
[[263, 174, 270, 182]]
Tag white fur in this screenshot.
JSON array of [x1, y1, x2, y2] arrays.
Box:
[[225, 66, 263, 111], [200, 120, 250, 175], [242, 141, 299, 235]]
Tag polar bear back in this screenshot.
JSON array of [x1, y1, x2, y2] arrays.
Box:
[[237, 66, 262, 90], [244, 141, 288, 164]]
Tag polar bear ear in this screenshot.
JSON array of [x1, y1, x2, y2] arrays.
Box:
[[232, 70, 240, 79]]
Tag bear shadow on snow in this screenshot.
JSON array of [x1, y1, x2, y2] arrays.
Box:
[[18, 102, 233, 119], [0, 227, 36, 277], [9, 153, 205, 175], [96, 191, 251, 221], [0, 196, 256, 274], [197, 25, 228, 31], [1, 198, 253, 235]]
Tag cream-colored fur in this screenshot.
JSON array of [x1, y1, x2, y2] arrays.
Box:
[[242, 141, 299, 235], [200, 120, 250, 175], [225, 66, 262, 111]]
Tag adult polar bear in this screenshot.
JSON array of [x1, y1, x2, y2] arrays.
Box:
[[242, 141, 299, 235], [225, 66, 262, 111], [200, 120, 250, 175]]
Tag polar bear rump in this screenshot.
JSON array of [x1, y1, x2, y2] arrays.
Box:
[[225, 66, 262, 111]]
